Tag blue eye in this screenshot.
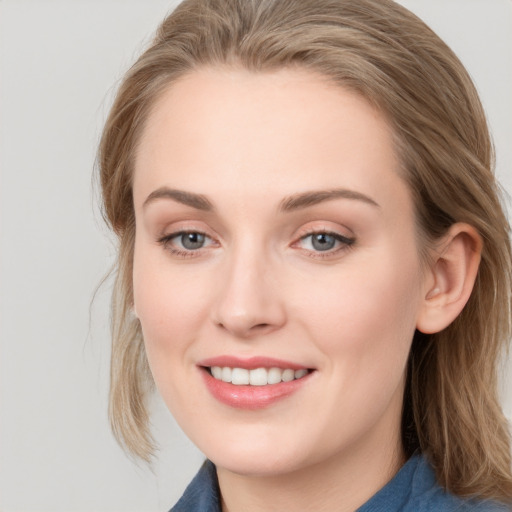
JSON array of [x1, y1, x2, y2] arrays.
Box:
[[158, 230, 214, 255], [299, 231, 354, 253], [179, 232, 206, 250], [310, 233, 337, 251]]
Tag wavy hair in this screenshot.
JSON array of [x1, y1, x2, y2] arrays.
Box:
[[98, 0, 512, 501]]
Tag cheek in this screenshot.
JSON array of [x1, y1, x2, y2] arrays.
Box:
[[132, 244, 207, 362], [295, 249, 422, 362], [299, 251, 422, 435], [132, 251, 212, 419]]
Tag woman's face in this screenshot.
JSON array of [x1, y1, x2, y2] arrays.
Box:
[[132, 67, 428, 476]]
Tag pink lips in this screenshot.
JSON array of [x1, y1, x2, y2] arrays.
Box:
[[198, 356, 313, 410]]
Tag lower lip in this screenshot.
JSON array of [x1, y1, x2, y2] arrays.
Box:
[[201, 369, 313, 410]]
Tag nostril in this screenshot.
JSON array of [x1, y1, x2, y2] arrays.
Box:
[[215, 320, 273, 338], [252, 323, 271, 331]]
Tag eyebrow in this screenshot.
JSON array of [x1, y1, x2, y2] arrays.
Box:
[[142, 186, 380, 212], [143, 187, 214, 211], [279, 188, 380, 211]]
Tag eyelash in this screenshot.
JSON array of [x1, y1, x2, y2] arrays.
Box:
[[157, 230, 215, 258], [157, 229, 356, 259], [294, 230, 355, 259]]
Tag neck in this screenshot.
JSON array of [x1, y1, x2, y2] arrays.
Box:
[[217, 430, 405, 512]]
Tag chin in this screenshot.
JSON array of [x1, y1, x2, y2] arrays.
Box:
[[189, 428, 306, 476], [210, 450, 305, 477], [202, 429, 338, 479]]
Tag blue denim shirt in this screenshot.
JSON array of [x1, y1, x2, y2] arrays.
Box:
[[170, 454, 510, 511]]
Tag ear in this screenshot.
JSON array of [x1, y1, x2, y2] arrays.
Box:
[[416, 223, 482, 334]]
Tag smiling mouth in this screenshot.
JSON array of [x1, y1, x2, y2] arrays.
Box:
[[206, 366, 312, 386]]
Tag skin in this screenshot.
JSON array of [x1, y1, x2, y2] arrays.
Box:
[[131, 67, 480, 511]]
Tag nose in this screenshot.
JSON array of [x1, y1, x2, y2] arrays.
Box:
[[211, 246, 287, 339]]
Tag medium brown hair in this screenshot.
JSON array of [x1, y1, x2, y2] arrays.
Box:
[[98, 0, 512, 501]]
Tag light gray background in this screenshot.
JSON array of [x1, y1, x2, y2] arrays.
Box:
[[0, 1, 511, 511]]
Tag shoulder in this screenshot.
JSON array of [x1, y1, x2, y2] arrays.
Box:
[[169, 460, 221, 512], [415, 491, 510, 512], [172, 456, 511, 512], [407, 457, 510, 512], [357, 454, 511, 512], [416, 485, 510, 512]]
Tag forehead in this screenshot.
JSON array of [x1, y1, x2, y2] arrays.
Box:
[[133, 66, 409, 215]]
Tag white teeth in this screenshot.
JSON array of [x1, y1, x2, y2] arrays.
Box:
[[295, 369, 308, 379], [267, 367, 282, 385], [210, 366, 309, 386], [221, 367, 232, 383], [249, 368, 267, 386], [281, 369, 295, 382], [231, 368, 249, 385], [211, 366, 223, 379]]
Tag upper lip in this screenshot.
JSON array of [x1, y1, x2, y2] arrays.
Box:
[[198, 355, 310, 371]]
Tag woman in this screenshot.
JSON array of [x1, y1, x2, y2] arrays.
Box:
[[98, 0, 512, 510]]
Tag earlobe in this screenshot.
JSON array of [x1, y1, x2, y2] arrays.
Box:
[[416, 223, 482, 334]]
